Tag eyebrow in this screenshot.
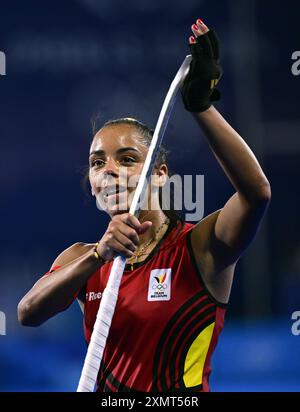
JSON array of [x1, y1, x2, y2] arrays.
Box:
[[89, 147, 140, 157]]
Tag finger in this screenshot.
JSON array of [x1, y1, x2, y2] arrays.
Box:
[[189, 36, 196, 45], [191, 28, 214, 58], [137, 221, 152, 235], [120, 213, 142, 231], [207, 29, 220, 60], [108, 229, 138, 254], [196, 19, 209, 35], [191, 21, 209, 38], [191, 23, 204, 38], [117, 222, 140, 246], [108, 237, 135, 258]]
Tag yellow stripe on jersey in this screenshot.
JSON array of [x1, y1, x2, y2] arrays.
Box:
[[183, 322, 215, 388]]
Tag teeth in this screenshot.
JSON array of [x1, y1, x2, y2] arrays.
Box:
[[104, 187, 124, 197]]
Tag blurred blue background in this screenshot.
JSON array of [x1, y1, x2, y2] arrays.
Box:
[[0, 0, 299, 392]]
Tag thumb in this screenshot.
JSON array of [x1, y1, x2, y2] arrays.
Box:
[[138, 221, 152, 235]]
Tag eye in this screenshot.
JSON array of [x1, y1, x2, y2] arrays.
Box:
[[121, 156, 136, 164], [91, 159, 105, 168]]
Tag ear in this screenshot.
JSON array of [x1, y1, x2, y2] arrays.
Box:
[[152, 164, 168, 187]]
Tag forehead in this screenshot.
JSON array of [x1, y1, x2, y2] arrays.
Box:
[[90, 124, 146, 154]]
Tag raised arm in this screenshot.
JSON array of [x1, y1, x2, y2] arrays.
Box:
[[193, 106, 271, 260], [181, 19, 271, 302]]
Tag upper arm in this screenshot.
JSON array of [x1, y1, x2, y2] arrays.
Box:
[[190, 210, 237, 303], [214, 190, 271, 261], [190, 191, 270, 303], [192, 189, 271, 268]]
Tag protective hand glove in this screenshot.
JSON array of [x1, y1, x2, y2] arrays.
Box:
[[181, 29, 223, 112]]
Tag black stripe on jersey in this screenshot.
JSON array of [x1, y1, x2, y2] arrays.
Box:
[[162, 303, 215, 390], [103, 382, 114, 392], [152, 291, 216, 391], [98, 360, 139, 392], [177, 317, 216, 391], [169, 307, 215, 388], [152, 290, 208, 390]]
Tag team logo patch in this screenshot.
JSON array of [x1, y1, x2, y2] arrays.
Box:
[[147, 268, 172, 301]]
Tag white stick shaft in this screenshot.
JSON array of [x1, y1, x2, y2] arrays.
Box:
[[77, 55, 192, 392]]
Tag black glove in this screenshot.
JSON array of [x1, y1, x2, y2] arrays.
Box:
[[181, 29, 223, 112]]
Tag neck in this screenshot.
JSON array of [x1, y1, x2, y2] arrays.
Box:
[[138, 209, 169, 245]]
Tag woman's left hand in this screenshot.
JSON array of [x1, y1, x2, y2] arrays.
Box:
[[181, 18, 223, 113]]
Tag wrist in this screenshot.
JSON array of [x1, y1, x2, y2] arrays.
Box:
[[93, 242, 107, 265]]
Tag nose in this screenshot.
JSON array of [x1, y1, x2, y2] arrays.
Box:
[[103, 157, 119, 177]]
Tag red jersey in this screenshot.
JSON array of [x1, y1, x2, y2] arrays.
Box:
[[83, 220, 227, 392]]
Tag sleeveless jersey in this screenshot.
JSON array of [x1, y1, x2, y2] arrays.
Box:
[[83, 220, 227, 392]]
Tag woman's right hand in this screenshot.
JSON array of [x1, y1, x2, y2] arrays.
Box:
[[96, 213, 152, 261]]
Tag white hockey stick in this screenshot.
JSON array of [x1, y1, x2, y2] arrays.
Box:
[[77, 54, 192, 392]]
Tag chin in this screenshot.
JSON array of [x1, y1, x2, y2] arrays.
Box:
[[108, 209, 130, 219], [96, 195, 130, 214], [107, 203, 130, 217]]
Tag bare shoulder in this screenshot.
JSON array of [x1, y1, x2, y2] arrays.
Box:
[[50, 242, 95, 270]]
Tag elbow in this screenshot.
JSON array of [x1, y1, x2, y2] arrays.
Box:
[[17, 299, 32, 326], [17, 299, 43, 327], [257, 181, 272, 204], [243, 181, 271, 209], [17, 300, 30, 326], [255, 185, 271, 216]]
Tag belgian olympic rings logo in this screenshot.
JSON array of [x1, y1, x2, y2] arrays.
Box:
[[152, 284, 167, 290]]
